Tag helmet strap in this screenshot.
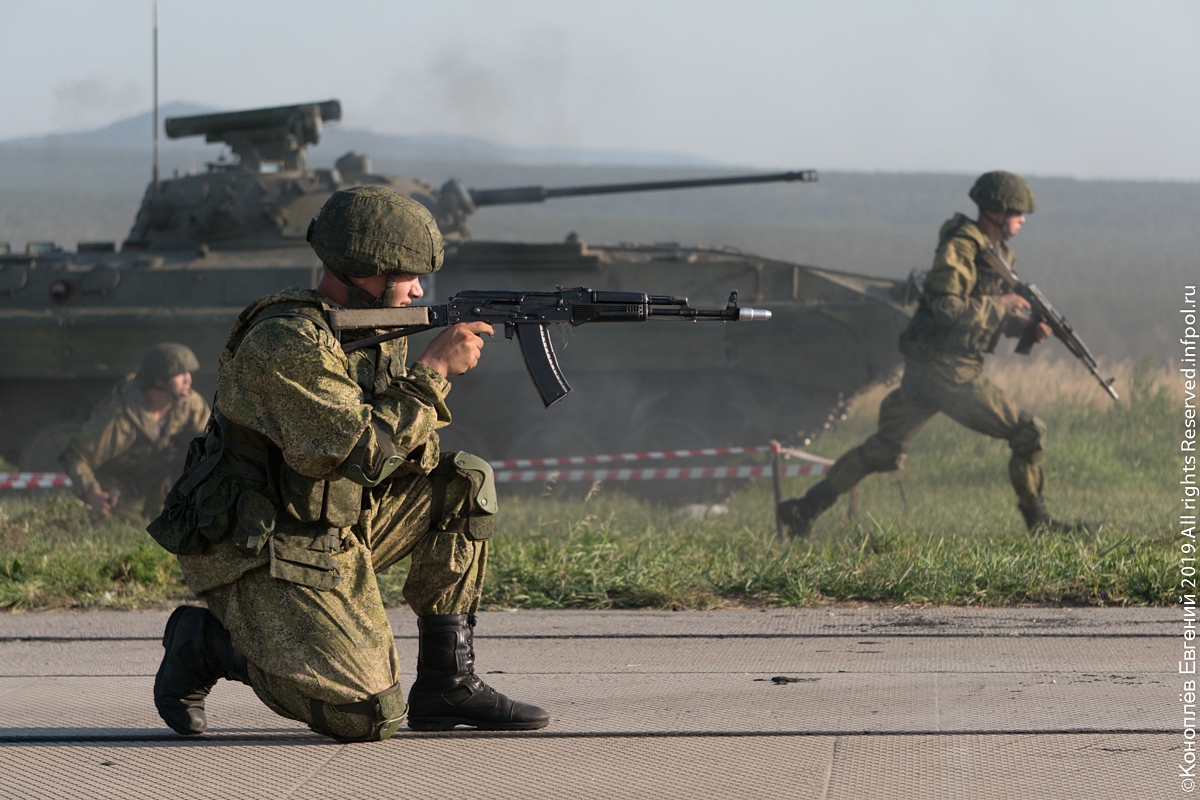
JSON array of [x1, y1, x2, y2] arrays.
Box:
[[980, 209, 1012, 242], [380, 275, 398, 307], [332, 270, 392, 309]]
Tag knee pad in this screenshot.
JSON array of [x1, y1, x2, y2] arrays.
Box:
[[1008, 413, 1046, 460], [861, 436, 906, 473], [429, 452, 497, 541], [308, 681, 408, 743]]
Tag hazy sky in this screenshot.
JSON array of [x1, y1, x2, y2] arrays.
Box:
[[2, 0, 1196, 180]]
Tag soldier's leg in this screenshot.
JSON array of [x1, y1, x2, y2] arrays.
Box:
[[367, 452, 549, 731], [202, 535, 408, 742], [154, 604, 250, 736], [925, 366, 1088, 531], [779, 379, 936, 537], [923, 368, 1040, 503]]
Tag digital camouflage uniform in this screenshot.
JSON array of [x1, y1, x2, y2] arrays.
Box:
[[150, 186, 545, 742], [60, 374, 209, 518], [777, 171, 1076, 536], [163, 287, 487, 739], [821, 213, 1045, 502]]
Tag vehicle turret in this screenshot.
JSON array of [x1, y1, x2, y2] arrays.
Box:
[[124, 99, 818, 248]]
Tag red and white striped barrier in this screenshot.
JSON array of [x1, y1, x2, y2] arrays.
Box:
[[0, 445, 833, 488], [494, 462, 828, 484], [0, 473, 73, 489], [491, 445, 775, 469]]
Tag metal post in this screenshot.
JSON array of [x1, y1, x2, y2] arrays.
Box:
[[770, 441, 785, 540], [895, 477, 909, 513]]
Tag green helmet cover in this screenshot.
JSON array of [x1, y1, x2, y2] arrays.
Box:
[[307, 185, 444, 277], [969, 171, 1036, 214], [137, 342, 199, 389]]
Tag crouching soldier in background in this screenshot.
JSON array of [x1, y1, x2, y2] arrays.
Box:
[[60, 343, 209, 522], [778, 171, 1095, 537], [148, 186, 549, 742]]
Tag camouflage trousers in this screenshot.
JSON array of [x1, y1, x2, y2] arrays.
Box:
[[196, 468, 485, 741], [824, 357, 1046, 504]]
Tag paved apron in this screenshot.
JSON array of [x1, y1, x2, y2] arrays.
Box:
[[0, 607, 1179, 799]]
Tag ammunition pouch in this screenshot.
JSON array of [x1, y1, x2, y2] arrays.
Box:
[[148, 410, 363, 557], [149, 413, 277, 556], [268, 529, 346, 591], [428, 451, 497, 541]]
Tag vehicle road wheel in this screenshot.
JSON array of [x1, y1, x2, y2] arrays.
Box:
[[19, 423, 83, 472]]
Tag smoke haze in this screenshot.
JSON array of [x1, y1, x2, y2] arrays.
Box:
[[2, 0, 1196, 180]]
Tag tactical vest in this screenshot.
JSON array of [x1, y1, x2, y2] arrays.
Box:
[[899, 216, 1010, 361], [149, 295, 396, 556]]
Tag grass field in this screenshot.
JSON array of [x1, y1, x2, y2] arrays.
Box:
[[0, 356, 1181, 611]]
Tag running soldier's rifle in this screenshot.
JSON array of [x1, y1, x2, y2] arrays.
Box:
[[979, 246, 1119, 401], [326, 287, 772, 408]]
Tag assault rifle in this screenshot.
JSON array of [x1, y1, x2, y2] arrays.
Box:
[[979, 247, 1119, 401], [327, 287, 772, 408]]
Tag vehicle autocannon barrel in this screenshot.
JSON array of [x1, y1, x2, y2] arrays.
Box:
[[466, 170, 818, 207]]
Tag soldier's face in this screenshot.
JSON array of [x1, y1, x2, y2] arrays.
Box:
[[167, 372, 192, 399], [352, 273, 424, 307], [1000, 212, 1026, 240], [387, 273, 425, 307]]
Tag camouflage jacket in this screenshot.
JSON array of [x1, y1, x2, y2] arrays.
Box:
[[163, 287, 452, 591], [60, 375, 210, 497], [899, 213, 1015, 363], [214, 287, 450, 484]]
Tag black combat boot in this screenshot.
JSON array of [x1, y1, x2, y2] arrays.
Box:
[[777, 481, 840, 538], [154, 605, 250, 736], [407, 614, 550, 731], [1019, 500, 1098, 535]]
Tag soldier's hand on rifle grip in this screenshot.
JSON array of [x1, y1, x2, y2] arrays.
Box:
[[1001, 293, 1031, 318], [1002, 294, 1050, 344], [415, 322, 495, 378]]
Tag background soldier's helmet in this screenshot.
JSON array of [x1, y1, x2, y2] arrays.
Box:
[[968, 171, 1036, 214], [136, 343, 200, 390], [307, 185, 445, 277]]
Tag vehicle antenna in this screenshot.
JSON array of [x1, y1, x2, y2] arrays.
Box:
[[152, 0, 159, 192]]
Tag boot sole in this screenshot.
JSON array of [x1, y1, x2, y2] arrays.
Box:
[[408, 716, 550, 731]]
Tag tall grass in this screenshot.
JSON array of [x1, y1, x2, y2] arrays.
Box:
[[0, 357, 1182, 610]]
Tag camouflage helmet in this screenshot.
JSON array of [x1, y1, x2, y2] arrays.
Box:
[[307, 185, 444, 277], [136, 342, 199, 389], [968, 171, 1036, 214]]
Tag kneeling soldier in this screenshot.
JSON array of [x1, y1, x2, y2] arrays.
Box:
[[149, 186, 549, 741], [61, 343, 209, 522]]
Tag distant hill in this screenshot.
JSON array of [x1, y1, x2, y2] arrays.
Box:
[[0, 107, 1194, 365], [0, 105, 720, 169]]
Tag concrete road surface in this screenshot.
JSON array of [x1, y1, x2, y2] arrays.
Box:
[[0, 606, 1180, 799]]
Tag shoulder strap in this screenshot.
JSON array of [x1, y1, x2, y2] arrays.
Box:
[[227, 301, 335, 359]]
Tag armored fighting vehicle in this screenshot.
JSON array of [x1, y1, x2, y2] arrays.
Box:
[[0, 100, 916, 470]]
